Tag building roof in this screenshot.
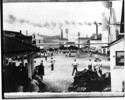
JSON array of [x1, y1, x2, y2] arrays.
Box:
[[3, 30, 32, 39], [37, 34, 52, 38], [109, 37, 124, 47], [60, 37, 68, 41], [91, 33, 102, 40], [78, 37, 90, 40], [36, 34, 68, 42], [3, 35, 40, 57], [3, 30, 24, 37], [66, 42, 75, 44]]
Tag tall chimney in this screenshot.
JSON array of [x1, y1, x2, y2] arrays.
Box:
[[20, 30, 22, 34], [96, 23, 98, 35], [78, 32, 80, 48], [26, 30, 28, 36], [65, 28, 69, 40], [61, 29, 63, 38]]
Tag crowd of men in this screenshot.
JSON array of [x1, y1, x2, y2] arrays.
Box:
[[3, 59, 46, 92], [43, 49, 103, 78], [71, 55, 102, 77], [3, 49, 104, 93]]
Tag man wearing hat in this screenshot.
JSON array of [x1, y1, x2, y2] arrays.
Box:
[[35, 60, 45, 80]]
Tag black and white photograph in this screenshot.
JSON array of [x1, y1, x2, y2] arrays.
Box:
[[1, 0, 125, 99]]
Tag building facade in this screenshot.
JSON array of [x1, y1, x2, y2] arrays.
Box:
[[109, 38, 124, 92], [32, 33, 68, 49]]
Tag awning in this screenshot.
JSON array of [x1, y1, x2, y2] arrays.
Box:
[[3, 35, 40, 57]]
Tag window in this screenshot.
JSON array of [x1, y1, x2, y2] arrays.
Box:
[[116, 51, 124, 66]]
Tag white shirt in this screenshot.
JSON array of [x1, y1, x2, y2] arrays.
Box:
[[95, 54, 98, 58], [88, 61, 92, 66], [45, 53, 47, 56], [72, 61, 79, 66], [94, 61, 102, 70]]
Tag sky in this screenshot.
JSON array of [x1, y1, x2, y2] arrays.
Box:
[[3, 0, 122, 42]]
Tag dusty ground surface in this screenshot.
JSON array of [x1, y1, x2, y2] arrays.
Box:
[[34, 52, 110, 92]]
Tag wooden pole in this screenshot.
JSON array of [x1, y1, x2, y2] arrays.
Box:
[[27, 55, 32, 79], [31, 54, 34, 76], [78, 32, 80, 48]]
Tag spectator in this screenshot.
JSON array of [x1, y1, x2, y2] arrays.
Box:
[[88, 59, 92, 71], [69, 51, 71, 57], [90, 51, 93, 57], [17, 63, 29, 90], [36, 60, 45, 80], [72, 59, 79, 76], [93, 59, 97, 72], [93, 59, 102, 77], [98, 59, 102, 76], [32, 73, 46, 92], [3, 61, 13, 92], [24, 77, 39, 92], [50, 57, 55, 71], [95, 54, 98, 61], [44, 52, 48, 61], [65, 52, 68, 57], [51, 51, 53, 57]]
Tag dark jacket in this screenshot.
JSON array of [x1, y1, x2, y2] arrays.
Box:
[[36, 64, 44, 75]]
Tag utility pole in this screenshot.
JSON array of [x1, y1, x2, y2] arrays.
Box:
[[66, 28, 69, 51], [108, 1, 112, 44], [26, 30, 28, 36], [78, 32, 80, 48]]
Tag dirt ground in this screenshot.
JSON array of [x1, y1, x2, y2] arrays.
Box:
[[34, 52, 110, 92]]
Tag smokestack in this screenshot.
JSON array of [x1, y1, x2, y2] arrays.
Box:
[[96, 24, 98, 35], [20, 30, 22, 34], [78, 32, 80, 48], [26, 30, 28, 36], [94, 22, 98, 35], [61, 29, 63, 39], [65, 28, 69, 40]]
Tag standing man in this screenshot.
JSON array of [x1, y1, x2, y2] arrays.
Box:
[[88, 59, 92, 71], [65, 52, 68, 58], [36, 60, 45, 80], [93, 59, 102, 77], [90, 50, 93, 57], [72, 59, 79, 76], [50, 57, 55, 71], [51, 51, 53, 58], [98, 59, 102, 76], [95, 54, 98, 61], [44, 52, 48, 61]]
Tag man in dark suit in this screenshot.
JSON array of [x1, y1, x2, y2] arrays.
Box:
[[36, 60, 45, 80]]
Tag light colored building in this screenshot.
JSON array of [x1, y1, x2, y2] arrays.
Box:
[[90, 33, 108, 54], [108, 0, 124, 92], [109, 37, 124, 92], [32, 33, 68, 49], [77, 37, 90, 48]]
